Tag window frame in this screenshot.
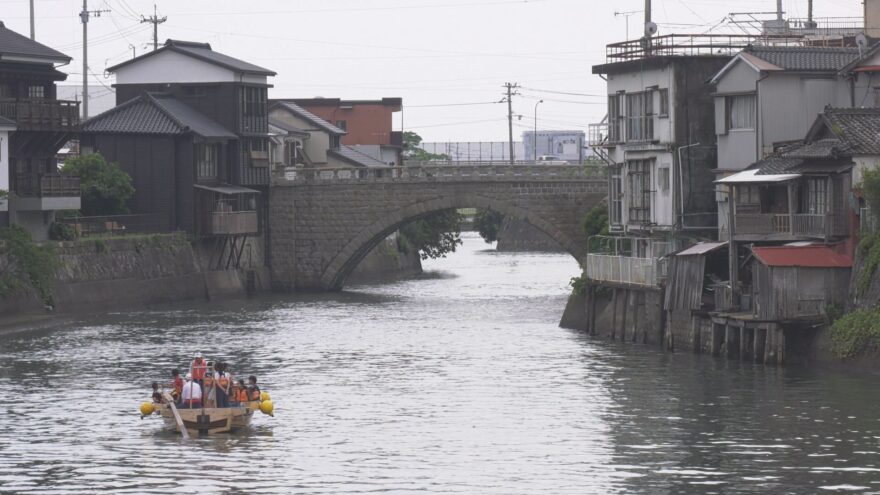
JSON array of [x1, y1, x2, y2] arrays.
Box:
[[727, 94, 756, 131], [195, 142, 219, 181]]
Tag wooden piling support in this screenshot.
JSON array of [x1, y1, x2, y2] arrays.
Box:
[[610, 288, 618, 341], [619, 289, 629, 343], [711, 321, 724, 356], [754, 327, 766, 364]]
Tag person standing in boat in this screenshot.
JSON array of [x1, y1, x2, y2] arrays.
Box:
[[233, 378, 249, 405], [190, 353, 207, 388], [215, 362, 232, 408], [181, 373, 202, 409], [203, 371, 217, 408]]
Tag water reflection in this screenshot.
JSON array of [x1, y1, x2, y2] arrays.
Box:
[[0, 233, 878, 493]]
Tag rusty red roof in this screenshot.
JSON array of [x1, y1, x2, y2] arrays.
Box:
[[751, 245, 852, 268]]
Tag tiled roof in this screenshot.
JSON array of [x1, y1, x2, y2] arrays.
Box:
[[329, 146, 391, 168], [819, 108, 880, 155], [0, 21, 70, 63], [271, 101, 346, 135], [107, 39, 275, 76], [752, 154, 805, 175], [268, 117, 309, 136], [745, 46, 860, 71], [81, 93, 236, 138], [752, 245, 852, 268]]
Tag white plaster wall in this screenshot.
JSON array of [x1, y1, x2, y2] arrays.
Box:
[[268, 108, 330, 164], [114, 50, 267, 85]]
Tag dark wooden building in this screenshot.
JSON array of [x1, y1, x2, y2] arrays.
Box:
[[0, 21, 80, 239], [80, 39, 275, 266]]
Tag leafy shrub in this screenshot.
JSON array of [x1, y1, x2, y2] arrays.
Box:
[[61, 153, 134, 216], [0, 225, 57, 304], [48, 222, 77, 241], [473, 209, 505, 244], [829, 307, 880, 358], [399, 209, 463, 260]]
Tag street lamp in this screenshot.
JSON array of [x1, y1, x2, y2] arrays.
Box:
[[534, 99, 543, 162]]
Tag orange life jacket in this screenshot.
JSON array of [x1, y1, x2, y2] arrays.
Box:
[[234, 388, 249, 402], [204, 376, 214, 387], [191, 359, 206, 380]]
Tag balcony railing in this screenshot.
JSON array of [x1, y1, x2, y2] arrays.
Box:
[[604, 34, 804, 62], [735, 213, 844, 238], [588, 122, 610, 147], [585, 254, 662, 287], [0, 98, 80, 130], [209, 211, 258, 236], [14, 173, 80, 197], [58, 213, 169, 237]]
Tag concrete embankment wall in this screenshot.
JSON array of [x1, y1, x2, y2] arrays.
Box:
[[0, 235, 269, 322], [560, 286, 664, 346]]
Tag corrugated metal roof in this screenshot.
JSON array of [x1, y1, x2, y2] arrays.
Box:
[[745, 46, 860, 72], [271, 101, 346, 135], [82, 93, 236, 138], [715, 169, 800, 184], [0, 21, 70, 63], [676, 241, 727, 256], [752, 245, 852, 268]]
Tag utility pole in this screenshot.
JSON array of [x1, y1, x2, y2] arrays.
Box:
[[79, 1, 109, 120], [645, 0, 652, 26], [141, 4, 167, 51], [503, 82, 519, 165], [29, 0, 35, 39]]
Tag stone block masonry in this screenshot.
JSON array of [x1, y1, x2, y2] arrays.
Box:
[[269, 166, 606, 290]]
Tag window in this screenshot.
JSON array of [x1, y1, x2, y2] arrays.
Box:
[[626, 92, 654, 142], [610, 165, 623, 226], [628, 159, 652, 224], [607, 93, 622, 142], [28, 85, 45, 99], [804, 178, 828, 214], [659, 88, 669, 117], [241, 87, 266, 116], [195, 143, 219, 180], [249, 139, 269, 167], [728, 94, 756, 130], [658, 167, 670, 191], [335, 120, 347, 132]]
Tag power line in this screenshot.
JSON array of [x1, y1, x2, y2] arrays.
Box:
[[520, 86, 604, 97], [140, 4, 167, 51], [408, 101, 505, 108]]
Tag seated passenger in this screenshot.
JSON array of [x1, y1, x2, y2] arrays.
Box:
[[247, 375, 261, 401], [180, 373, 202, 409], [170, 369, 184, 403], [233, 379, 249, 404], [151, 381, 164, 404]]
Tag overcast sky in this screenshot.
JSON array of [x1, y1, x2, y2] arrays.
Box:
[[0, 0, 864, 142]]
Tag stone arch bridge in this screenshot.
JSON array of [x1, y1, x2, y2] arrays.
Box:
[[269, 164, 607, 290]]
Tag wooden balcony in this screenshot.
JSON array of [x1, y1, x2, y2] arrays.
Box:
[[0, 98, 79, 131], [209, 211, 258, 236], [733, 213, 845, 240]]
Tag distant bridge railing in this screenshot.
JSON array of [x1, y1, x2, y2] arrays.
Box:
[[283, 164, 607, 184]]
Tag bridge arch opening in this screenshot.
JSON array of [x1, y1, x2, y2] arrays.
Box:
[[320, 194, 584, 290]]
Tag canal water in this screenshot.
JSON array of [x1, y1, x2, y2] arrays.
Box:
[[1, 233, 879, 494]]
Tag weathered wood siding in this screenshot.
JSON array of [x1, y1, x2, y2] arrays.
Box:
[[754, 263, 850, 320], [664, 255, 705, 311]]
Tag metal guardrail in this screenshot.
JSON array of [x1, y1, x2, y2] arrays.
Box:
[[58, 213, 168, 237], [585, 254, 661, 287], [604, 34, 805, 62], [286, 165, 608, 184]]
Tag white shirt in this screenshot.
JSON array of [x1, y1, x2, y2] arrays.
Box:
[[181, 381, 202, 401]]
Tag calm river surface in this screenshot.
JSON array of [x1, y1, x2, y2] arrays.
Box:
[[1, 233, 880, 494]]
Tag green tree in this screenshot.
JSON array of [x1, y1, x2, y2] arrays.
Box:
[[582, 201, 609, 252], [62, 153, 134, 216], [473, 209, 505, 244], [403, 131, 449, 162], [399, 209, 463, 259], [862, 166, 880, 220]]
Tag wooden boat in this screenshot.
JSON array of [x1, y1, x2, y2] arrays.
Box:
[[159, 403, 254, 436]]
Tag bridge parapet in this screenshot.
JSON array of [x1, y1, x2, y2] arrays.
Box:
[[279, 164, 606, 185]]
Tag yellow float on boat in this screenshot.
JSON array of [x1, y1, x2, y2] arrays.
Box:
[[140, 402, 155, 416]]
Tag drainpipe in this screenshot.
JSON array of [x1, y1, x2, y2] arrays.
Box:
[[755, 73, 768, 162]]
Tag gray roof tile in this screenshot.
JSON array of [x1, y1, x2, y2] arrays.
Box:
[[271, 101, 347, 135], [81, 93, 236, 138], [819, 108, 880, 155], [0, 21, 70, 63], [745, 46, 860, 71], [107, 39, 275, 76], [330, 146, 391, 168]]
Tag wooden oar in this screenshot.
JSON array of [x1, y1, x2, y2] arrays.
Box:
[[163, 392, 190, 440]]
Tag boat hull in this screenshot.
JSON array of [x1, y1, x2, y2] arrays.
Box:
[[159, 405, 254, 436]]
